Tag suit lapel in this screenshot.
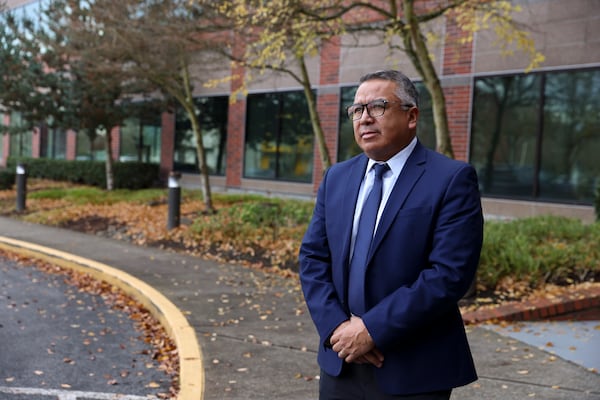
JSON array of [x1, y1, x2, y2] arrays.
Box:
[[341, 155, 369, 262], [369, 142, 428, 259], [339, 155, 369, 302]]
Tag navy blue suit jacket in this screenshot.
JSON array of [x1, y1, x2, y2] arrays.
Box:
[[299, 141, 483, 395]]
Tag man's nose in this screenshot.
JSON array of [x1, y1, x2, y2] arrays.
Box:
[[359, 108, 374, 122]]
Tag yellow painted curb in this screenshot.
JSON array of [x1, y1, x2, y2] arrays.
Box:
[[0, 236, 204, 400]]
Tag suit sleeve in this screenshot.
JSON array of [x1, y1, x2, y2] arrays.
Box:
[[299, 169, 350, 349]]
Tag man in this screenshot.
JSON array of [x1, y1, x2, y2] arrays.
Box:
[[299, 70, 483, 399]]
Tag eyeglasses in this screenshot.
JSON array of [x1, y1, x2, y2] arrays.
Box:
[[346, 99, 413, 121]]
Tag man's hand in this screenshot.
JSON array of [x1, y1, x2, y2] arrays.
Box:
[[330, 316, 384, 367]]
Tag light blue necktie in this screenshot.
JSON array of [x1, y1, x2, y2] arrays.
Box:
[[348, 163, 389, 316]]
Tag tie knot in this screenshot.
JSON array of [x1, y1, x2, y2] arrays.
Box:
[[373, 163, 389, 180]]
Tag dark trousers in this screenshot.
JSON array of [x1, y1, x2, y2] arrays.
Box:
[[319, 364, 452, 400]]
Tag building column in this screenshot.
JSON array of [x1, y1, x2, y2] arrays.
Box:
[[313, 36, 342, 192], [160, 111, 175, 183], [66, 129, 77, 160], [110, 127, 120, 162], [225, 36, 247, 189], [1, 114, 10, 167], [442, 15, 474, 162]]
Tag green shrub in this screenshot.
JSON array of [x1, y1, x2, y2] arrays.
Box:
[[6, 157, 159, 189], [478, 216, 600, 289], [190, 197, 314, 241], [0, 169, 15, 190]]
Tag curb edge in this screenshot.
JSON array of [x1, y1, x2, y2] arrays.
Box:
[[0, 236, 204, 400]]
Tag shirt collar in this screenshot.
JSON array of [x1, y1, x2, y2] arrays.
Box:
[[366, 136, 418, 177]]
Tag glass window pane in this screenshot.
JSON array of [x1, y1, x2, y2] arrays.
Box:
[[8, 112, 32, 157], [120, 117, 142, 161], [46, 127, 66, 159], [244, 91, 313, 182], [470, 75, 541, 198], [120, 104, 162, 163], [174, 96, 228, 175], [415, 83, 435, 150], [245, 93, 279, 179], [76, 130, 105, 160], [338, 86, 359, 162], [278, 91, 313, 182], [197, 97, 228, 175], [540, 69, 600, 203], [174, 109, 198, 172]]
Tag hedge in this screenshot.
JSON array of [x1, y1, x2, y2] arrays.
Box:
[[5, 157, 160, 189]]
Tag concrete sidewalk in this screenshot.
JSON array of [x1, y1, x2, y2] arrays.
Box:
[[0, 216, 598, 400]]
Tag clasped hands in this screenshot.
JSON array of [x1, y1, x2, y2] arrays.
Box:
[[330, 315, 384, 368]]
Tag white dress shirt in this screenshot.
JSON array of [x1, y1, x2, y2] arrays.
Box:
[[350, 137, 418, 255]]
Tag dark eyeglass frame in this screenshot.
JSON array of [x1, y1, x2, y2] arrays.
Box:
[[346, 99, 413, 121]]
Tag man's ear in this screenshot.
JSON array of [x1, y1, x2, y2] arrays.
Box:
[[408, 107, 419, 129]]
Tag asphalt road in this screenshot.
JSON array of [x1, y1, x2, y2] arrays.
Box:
[[0, 253, 171, 400]]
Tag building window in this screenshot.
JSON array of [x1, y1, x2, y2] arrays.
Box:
[[120, 103, 162, 163], [470, 69, 600, 204], [175, 96, 228, 175], [8, 111, 32, 158], [337, 83, 435, 162], [75, 129, 105, 160], [244, 91, 313, 182], [45, 127, 67, 159]]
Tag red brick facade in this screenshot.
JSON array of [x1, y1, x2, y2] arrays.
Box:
[[225, 37, 248, 188], [442, 15, 474, 163], [314, 36, 342, 191]]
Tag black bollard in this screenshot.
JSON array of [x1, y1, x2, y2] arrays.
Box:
[[167, 171, 181, 230], [16, 163, 27, 212]]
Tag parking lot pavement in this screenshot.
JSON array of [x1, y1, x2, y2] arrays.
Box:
[[0, 253, 172, 399]]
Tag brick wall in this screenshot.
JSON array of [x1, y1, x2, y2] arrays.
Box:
[[442, 14, 474, 163], [225, 37, 247, 188], [313, 36, 341, 190], [159, 111, 175, 182], [66, 130, 77, 160], [110, 127, 120, 162], [31, 127, 42, 158]]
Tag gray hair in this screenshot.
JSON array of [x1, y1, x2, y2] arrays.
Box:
[[359, 70, 420, 108]]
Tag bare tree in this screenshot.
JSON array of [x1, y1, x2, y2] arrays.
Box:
[[45, 0, 230, 211], [302, 0, 544, 158], [215, 0, 345, 170]]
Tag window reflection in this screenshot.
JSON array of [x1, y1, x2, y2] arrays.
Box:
[[244, 91, 313, 183], [470, 69, 600, 204], [541, 71, 600, 201], [8, 111, 32, 157], [174, 96, 228, 175]]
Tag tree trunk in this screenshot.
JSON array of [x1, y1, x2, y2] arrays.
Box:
[[104, 126, 115, 190], [189, 108, 214, 213], [179, 57, 214, 213], [298, 55, 331, 171], [404, 0, 454, 159]]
